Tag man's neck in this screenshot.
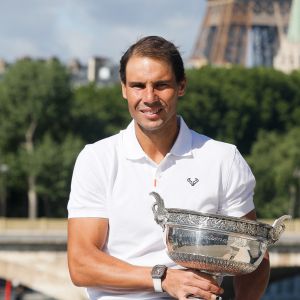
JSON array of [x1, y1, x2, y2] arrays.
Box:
[[134, 119, 180, 164]]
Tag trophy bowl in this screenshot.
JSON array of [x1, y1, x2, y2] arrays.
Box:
[[150, 192, 290, 276]]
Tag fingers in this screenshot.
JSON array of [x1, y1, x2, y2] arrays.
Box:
[[190, 271, 223, 295], [183, 294, 222, 300], [163, 269, 224, 300], [181, 285, 223, 300], [176, 278, 223, 300], [192, 270, 221, 286], [211, 295, 222, 300]]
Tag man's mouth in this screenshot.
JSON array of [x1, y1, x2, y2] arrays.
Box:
[[140, 108, 162, 115]]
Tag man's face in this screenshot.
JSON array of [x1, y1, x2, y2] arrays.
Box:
[[121, 55, 186, 134]]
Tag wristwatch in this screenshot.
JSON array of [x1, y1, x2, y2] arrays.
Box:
[[151, 264, 168, 292]]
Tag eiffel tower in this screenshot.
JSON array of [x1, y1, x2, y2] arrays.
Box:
[[190, 0, 292, 67]]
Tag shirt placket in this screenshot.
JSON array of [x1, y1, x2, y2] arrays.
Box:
[[153, 167, 162, 189], [152, 154, 171, 190]]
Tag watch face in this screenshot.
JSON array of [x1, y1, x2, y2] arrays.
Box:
[[151, 265, 167, 279]]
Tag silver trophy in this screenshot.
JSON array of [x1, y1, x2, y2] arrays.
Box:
[[150, 192, 290, 299]]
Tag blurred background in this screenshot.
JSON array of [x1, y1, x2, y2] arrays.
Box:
[[0, 0, 299, 299]]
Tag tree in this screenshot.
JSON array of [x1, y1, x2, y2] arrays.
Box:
[[0, 58, 77, 218], [247, 127, 300, 218], [180, 66, 300, 155], [71, 83, 130, 143], [180, 66, 259, 153], [1, 62, 299, 218]]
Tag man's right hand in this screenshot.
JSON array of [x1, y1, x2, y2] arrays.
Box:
[[162, 268, 223, 300]]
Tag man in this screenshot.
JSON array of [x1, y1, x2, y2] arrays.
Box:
[[67, 36, 270, 300]]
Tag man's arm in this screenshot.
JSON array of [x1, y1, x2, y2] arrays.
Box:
[[67, 217, 153, 290], [233, 210, 270, 300], [67, 217, 224, 299]]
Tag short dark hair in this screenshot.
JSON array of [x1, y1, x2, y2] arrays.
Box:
[[119, 36, 185, 84]]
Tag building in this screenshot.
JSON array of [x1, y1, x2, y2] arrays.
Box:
[[0, 56, 119, 87], [68, 56, 119, 87], [0, 59, 8, 80], [274, 0, 300, 72], [190, 0, 292, 68]]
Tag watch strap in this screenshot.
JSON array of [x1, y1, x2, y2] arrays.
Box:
[[152, 277, 163, 292], [151, 265, 167, 292]]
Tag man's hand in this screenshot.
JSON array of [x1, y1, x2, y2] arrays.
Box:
[[162, 268, 223, 300]]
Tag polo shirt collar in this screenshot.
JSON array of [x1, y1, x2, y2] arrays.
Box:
[[170, 117, 193, 157], [122, 116, 193, 160], [122, 121, 145, 160]]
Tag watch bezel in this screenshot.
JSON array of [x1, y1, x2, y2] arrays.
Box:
[[151, 264, 167, 279]]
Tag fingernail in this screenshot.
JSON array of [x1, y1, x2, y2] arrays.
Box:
[[211, 296, 222, 300]]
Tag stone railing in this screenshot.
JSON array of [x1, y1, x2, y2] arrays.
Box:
[[0, 217, 299, 233], [0, 218, 67, 232]]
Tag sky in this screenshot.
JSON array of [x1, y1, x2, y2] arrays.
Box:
[[0, 0, 206, 65]]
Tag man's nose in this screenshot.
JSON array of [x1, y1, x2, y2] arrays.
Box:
[[144, 87, 158, 102]]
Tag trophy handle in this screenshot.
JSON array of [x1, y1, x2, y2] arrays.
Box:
[[150, 191, 168, 229], [268, 215, 291, 245]]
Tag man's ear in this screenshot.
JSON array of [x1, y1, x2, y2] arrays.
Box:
[[121, 82, 127, 99], [178, 79, 186, 97]]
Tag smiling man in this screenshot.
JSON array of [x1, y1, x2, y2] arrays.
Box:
[[121, 51, 185, 163], [67, 36, 270, 300]]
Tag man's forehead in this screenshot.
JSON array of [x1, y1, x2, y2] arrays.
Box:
[[124, 55, 175, 83], [127, 54, 169, 66]]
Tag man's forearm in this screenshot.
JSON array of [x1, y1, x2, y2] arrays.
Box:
[[68, 218, 154, 290], [68, 240, 155, 290], [233, 253, 270, 300]]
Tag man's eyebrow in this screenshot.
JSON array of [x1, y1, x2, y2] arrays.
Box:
[[155, 80, 172, 84], [127, 79, 172, 86], [129, 81, 143, 84], [128, 81, 144, 85]]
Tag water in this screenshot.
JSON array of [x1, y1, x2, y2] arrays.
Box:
[[262, 274, 300, 300]]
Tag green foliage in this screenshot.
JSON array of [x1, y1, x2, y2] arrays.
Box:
[[0, 58, 81, 217], [1, 60, 300, 218], [247, 128, 300, 218], [180, 66, 300, 154], [0, 58, 72, 149], [35, 134, 84, 217], [71, 83, 130, 143]]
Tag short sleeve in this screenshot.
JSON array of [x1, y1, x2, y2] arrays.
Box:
[[219, 147, 256, 217], [67, 145, 109, 218]]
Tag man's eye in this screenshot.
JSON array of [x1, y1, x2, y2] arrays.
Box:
[[156, 83, 168, 90], [130, 84, 144, 89]]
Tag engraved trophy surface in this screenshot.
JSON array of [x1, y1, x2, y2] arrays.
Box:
[[150, 192, 290, 297]]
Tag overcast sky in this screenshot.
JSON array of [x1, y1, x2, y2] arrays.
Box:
[[0, 0, 206, 65]]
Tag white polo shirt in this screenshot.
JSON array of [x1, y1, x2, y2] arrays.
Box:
[[68, 116, 255, 300]]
